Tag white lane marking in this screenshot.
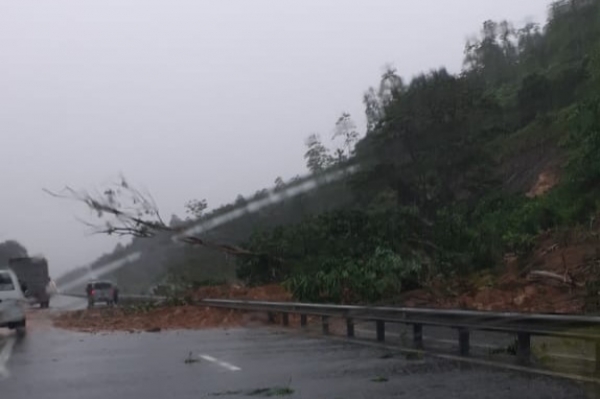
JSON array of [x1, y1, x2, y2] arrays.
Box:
[[199, 354, 241, 371], [0, 336, 16, 378]]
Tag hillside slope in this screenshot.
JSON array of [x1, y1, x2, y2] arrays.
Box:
[[59, 0, 600, 310]]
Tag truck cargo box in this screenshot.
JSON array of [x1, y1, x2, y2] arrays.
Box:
[[8, 256, 51, 308]]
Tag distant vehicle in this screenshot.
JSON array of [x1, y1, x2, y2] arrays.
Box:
[[0, 268, 27, 335], [86, 280, 119, 308], [8, 256, 52, 308]]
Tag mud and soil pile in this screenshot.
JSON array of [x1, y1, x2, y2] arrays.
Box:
[[189, 283, 292, 302], [401, 228, 600, 314], [53, 284, 291, 333]]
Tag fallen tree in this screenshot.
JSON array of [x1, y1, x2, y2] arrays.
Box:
[[45, 177, 281, 261]]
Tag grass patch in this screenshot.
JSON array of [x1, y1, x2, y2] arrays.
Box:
[[532, 332, 595, 361], [488, 339, 518, 356]]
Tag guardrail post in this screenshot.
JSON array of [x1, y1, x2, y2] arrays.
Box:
[[300, 314, 307, 328], [517, 332, 531, 365], [268, 312, 275, 324], [346, 318, 355, 338], [458, 328, 470, 356], [595, 341, 600, 374], [322, 316, 330, 335], [282, 313, 289, 326], [376, 320, 385, 342], [413, 324, 423, 349]]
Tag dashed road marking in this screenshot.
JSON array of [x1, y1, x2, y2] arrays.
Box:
[[199, 354, 241, 371], [0, 336, 16, 379]]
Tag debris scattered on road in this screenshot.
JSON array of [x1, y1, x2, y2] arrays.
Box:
[[210, 390, 244, 396], [53, 305, 249, 332], [247, 387, 294, 397], [371, 376, 389, 383], [53, 284, 292, 333], [210, 386, 294, 397], [191, 284, 291, 302], [184, 352, 200, 364]]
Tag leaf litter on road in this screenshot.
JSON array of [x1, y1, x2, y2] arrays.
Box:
[[184, 352, 200, 364], [210, 387, 294, 397]]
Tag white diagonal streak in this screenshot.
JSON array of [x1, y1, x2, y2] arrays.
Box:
[[200, 354, 241, 371], [0, 336, 16, 379]]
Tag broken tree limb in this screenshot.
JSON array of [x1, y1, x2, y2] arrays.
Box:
[[44, 177, 280, 262], [527, 270, 583, 288]]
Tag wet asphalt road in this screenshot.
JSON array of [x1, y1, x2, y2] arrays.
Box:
[[0, 296, 595, 399]]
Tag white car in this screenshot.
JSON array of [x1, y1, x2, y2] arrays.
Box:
[[0, 268, 27, 334]]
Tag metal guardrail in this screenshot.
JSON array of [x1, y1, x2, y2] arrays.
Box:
[[62, 293, 165, 302], [119, 294, 167, 302], [202, 299, 600, 370]]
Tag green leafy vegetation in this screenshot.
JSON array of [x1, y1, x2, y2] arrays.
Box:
[[235, 0, 600, 303], [283, 248, 421, 304]]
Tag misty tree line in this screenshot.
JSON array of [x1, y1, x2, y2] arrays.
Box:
[[0, 241, 28, 266]]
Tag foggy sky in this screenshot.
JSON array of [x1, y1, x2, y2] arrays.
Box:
[[0, 0, 552, 276]]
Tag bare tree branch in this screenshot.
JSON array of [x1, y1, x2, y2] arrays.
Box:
[[44, 178, 275, 260]]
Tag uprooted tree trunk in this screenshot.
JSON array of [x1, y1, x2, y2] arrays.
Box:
[[44, 177, 283, 262]]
